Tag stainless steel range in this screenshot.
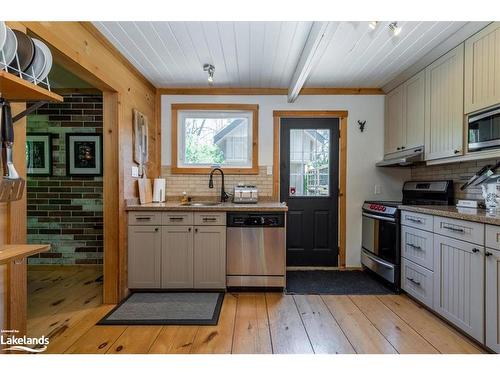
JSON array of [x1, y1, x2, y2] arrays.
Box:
[[361, 180, 453, 289]]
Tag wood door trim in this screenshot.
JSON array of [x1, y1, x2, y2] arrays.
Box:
[[273, 110, 347, 268], [158, 88, 383, 96], [171, 103, 259, 174]]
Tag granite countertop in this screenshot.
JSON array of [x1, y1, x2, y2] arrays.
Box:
[[126, 201, 288, 212], [399, 205, 500, 226]]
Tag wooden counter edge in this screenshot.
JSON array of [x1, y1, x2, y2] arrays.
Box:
[[0, 244, 51, 264]]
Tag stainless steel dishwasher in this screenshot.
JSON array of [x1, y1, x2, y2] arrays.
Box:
[[226, 212, 286, 288]]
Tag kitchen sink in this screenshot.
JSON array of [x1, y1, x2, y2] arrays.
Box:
[[180, 201, 222, 206]]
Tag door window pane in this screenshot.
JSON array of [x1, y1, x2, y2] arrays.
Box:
[[289, 129, 330, 197]]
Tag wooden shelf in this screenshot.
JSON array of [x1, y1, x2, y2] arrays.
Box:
[[0, 244, 50, 264], [0, 70, 63, 102]]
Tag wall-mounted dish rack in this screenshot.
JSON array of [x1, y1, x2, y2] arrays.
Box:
[[0, 51, 63, 122]]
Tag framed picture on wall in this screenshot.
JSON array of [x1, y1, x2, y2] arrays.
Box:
[[26, 133, 53, 176], [66, 133, 103, 177]]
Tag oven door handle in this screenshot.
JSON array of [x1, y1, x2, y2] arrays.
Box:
[[362, 250, 395, 269], [362, 212, 396, 223]]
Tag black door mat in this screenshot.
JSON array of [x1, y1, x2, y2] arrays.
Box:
[[98, 292, 225, 326], [286, 270, 396, 295]]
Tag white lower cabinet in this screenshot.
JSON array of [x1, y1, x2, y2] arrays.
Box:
[[433, 234, 484, 342], [486, 247, 500, 352], [193, 226, 226, 289], [128, 211, 226, 290], [401, 258, 433, 307], [401, 225, 434, 270], [128, 225, 161, 289], [161, 225, 194, 289], [401, 211, 500, 351]]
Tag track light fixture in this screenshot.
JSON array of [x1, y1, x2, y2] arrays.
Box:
[[368, 21, 378, 30], [203, 63, 215, 85], [389, 22, 402, 36]]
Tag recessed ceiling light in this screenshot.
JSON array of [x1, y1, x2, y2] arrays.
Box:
[[368, 21, 378, 30], [203, 64, 215, 85], [389, 22, 402, 36]]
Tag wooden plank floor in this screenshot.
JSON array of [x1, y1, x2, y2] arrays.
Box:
[[28, 267, 484, 354]]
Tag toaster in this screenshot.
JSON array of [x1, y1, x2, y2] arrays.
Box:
[[233, 185, 258, 204]]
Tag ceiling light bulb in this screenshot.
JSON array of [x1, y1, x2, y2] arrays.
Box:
[[368, 21, 378, 30], [203, 63, 215, 85], [389, 22, 402, 36]]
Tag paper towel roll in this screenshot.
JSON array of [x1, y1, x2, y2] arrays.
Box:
[[152, 178, 166, 202]]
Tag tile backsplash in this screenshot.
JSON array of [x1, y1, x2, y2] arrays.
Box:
[[161, 166, 273, 199], [411, 157, 500, 203]]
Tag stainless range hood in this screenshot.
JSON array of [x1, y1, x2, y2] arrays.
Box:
[[376, 146, 425, 167]]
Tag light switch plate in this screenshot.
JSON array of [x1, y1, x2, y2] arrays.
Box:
[[267, 166, 273, 175], [374, 184, 381, 194], [131, 166, 139, 178]]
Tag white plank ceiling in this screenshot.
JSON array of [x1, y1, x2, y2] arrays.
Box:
[[93, 21, 483, 89]]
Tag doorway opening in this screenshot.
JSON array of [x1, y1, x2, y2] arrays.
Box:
[[273, 111, 347, 269], [26, 64, 103, 339]]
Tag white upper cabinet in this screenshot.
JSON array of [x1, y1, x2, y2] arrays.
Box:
[[465, 22, 500, 114], [384, 70, 425, 156], [404, 70, 425, 149], [424, 44, 465, 161], [385, 84, 405, 155]]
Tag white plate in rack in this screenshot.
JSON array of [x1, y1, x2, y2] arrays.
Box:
[[25, 38, 47, 83], [0, 22, 6, 55], [34, 38, 53, 83], [0, 27, 17, 68]]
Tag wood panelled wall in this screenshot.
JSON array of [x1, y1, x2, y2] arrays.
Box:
[[0, 22, 158, 306]]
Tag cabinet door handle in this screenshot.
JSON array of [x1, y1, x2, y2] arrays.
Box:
[[485, 251, 493, 257], [407, 243, 422, 251], [401, 146, 405, 149], [194, 228, 198, 233], [406, 277, 421, 286], [407, 218, 423, 223], [472, 248, 480, 253], [442, 225, 464, 233], [202, 217, 217, 222], [154, 227, 159, 232], [169, 217, 184, 221], [454, 149, 461, 154], [135, 217, 152, 221], [396, 147, 401, 150], [188, 227, 192, 232]]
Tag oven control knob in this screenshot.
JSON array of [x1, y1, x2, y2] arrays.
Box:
[[381, 206, 386, 212]]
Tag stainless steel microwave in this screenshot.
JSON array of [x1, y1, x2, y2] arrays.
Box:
[[468, 106, 500, 152]]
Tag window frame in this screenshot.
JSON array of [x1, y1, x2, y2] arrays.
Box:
[[171, 103, 259, 174]]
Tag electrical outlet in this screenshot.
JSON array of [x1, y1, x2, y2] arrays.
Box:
[[374, 184, 381, 195], [131, 166, 139, 178]]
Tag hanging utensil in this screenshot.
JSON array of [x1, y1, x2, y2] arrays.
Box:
[[460, 164, 492, 190], [0, 98, 25, 202], [471, 161, 500, 188]]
